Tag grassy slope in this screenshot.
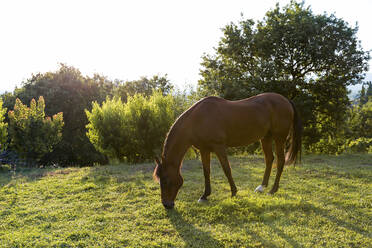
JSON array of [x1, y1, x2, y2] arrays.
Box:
[[0, 154, 371, 248]]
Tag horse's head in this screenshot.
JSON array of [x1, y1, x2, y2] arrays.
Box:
[[153, 157, 183, 209]]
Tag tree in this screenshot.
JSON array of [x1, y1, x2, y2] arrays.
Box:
[[367, 82, 372, 99], [113, 75, 173, 101], [0, 64, 180, 166], [0, 100, 7, 151], [5, 64, 112, 166], [349, 98, 372, 139], [8, 97, 63, 165], [198, 1, 370, 151], [0, 92, 16, 121], [358, 82, 372, 106], [346, 97, 372, 153]]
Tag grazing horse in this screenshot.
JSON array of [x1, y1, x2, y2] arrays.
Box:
[[153, 93, 302, 209]]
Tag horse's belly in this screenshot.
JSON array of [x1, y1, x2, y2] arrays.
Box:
[[225, 133, 263, 147], [225, 121, 269, 147]]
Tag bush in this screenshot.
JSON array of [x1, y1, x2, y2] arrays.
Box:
[[4, 65, 111, 166], [348, 100, 372, 139], [86, 91, 178, 163], [8, 97, 64, 166], [306, 136, 346, 155], [0, 100, 7, 151], [347, 137, 372, 153]]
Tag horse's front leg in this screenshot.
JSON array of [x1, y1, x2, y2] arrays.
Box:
[[214, 146, 237, 197], [198, 150, 211, 202]]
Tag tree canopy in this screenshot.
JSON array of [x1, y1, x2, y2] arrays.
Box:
[[198, 1, 370, 150]]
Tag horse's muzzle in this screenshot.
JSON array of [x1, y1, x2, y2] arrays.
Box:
[[162, 201, 175, 209]]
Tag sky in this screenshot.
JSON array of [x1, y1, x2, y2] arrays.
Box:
[[0, 0, 371, 93]]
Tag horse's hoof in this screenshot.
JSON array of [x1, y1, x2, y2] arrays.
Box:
[[268, 189, 277, 195], [198, 198, 208, 203], [231, 187, 238, 197], [254, 185, 265, 193]]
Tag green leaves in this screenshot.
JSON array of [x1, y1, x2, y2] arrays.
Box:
[[198, 1, 370, 152], [346, 96, 372, 153], [3, 64, 113, 166], [86, 91, 179, 163], [8, 97, 64, 165], [0, 100, 7, 151], [113, 75, 174, 102]]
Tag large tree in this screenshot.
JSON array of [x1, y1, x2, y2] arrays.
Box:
[[198, 1, 370, 150]]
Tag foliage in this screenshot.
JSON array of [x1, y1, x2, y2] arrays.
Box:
[[0, 92, 15, 122], [0, 65, 181, 166], [86, 91, 179, 163], [2, 64, 113, 166], [198, 1, 370, 152], [348, 100, 372, 139], [306, 136, 346, 155], [358, 82, 372, 106], [347, 137, 372, 153], [113, 75, 174, 101], [345, 98, 372, 153], [0, 154, 371, 247], [0, 100, 7, 151], [7, 97, 63, 165]]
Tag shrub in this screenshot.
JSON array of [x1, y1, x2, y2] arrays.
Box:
[[306, 136, 346, 155], [0, 100, 7, 151], [5, 65, 111, 166], [8, 97, 64, 166], [347, 137, 372, 153], [348, 100, 372, 139], [86, 91, 177, 163]]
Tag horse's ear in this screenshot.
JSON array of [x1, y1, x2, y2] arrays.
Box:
[[153, 157, 161, 182], [155, 157, 161, 166]]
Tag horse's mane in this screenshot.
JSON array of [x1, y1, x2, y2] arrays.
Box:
[[162, 97, 216, 159]]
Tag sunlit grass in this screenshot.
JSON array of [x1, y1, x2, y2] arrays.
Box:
[[0, 154, 371, 247]]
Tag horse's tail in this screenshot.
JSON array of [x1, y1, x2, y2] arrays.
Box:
[[285, 100, 303, 165]]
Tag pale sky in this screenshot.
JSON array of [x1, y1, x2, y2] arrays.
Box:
[[1, 0, 371, 93]]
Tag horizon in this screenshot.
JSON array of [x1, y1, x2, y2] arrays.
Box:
[[1, 0, 371, 95]]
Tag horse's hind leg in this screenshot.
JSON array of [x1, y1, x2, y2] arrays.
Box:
[[269, 138, 286, 194], [199, 150, 211, 202], [214, 146, 237, 197], [255, 136, 274, 193]]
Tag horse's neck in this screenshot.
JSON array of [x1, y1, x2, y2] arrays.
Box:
[[164, 135, 190, 170]]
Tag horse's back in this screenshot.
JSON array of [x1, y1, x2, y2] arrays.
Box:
[[188, 93, 293, 148]]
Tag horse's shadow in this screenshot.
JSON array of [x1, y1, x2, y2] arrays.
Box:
[[166, 210, 224, 248]]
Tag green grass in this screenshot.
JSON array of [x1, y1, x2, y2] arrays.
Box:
[[0, 154, 371, 247]]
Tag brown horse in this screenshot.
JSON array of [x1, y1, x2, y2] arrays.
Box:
[[154, 93, 302, 209]]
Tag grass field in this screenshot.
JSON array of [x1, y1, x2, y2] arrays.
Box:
[[0, 154, 371, 247]]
